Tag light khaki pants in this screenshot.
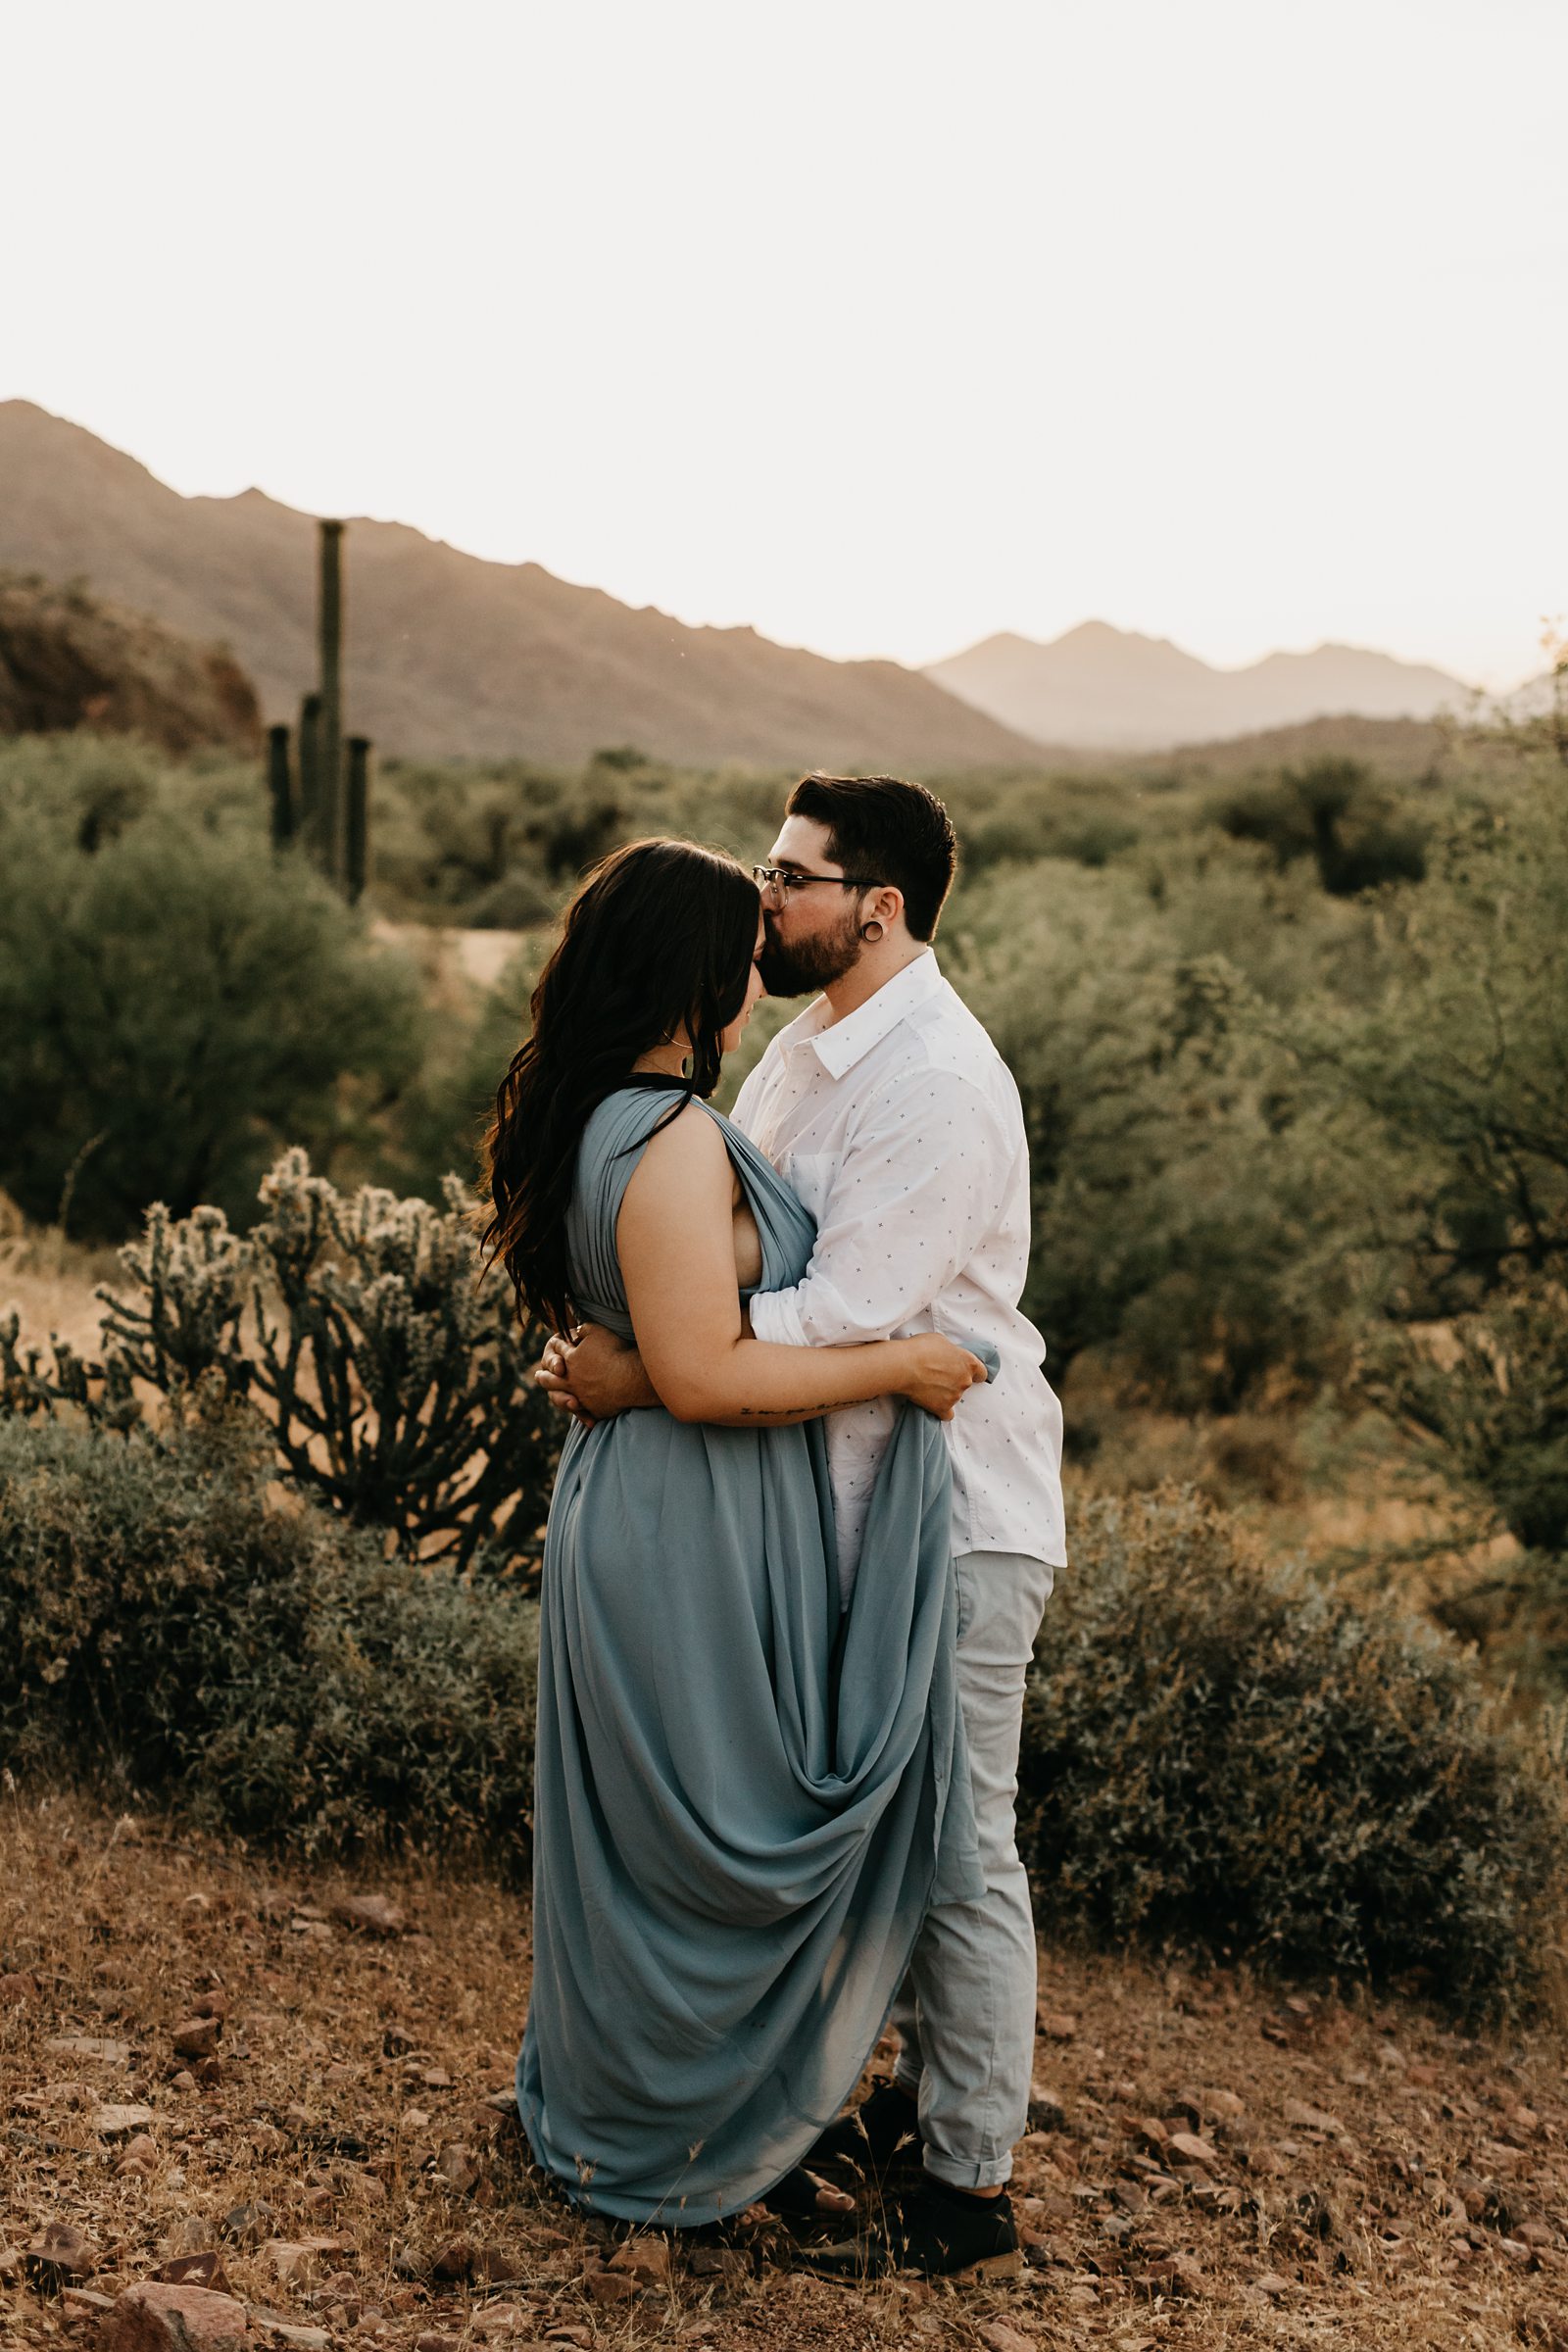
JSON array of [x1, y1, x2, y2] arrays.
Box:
[[890, 1546, 1055, 2189]]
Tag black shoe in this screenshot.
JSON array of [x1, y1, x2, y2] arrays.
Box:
[[807, 2180, 1021, 2282], [804, 2082, 924, 2181]]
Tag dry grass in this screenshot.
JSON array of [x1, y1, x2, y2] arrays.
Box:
[[0, 1203, 122, 1364], [2, 1792, 1566, 2352]]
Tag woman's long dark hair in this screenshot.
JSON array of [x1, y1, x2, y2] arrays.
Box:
[[479, 837, 760, 1335]]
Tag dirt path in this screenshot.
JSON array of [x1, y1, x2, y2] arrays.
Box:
[[2, 1796, 1563, 2350]]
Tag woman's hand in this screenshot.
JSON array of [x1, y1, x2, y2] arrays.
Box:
[[899, 1335, 990, 1419]]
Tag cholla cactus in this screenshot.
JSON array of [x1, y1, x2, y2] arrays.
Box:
[[95, 1149, 560, 1572], [0, 1311, 140, 1432], [100, 1202, 254, 1398]]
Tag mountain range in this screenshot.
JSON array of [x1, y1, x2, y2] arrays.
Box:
[[0, 402, 1043, 770], [925, 621, 1470, 752], [1, 401, 1476, 765]]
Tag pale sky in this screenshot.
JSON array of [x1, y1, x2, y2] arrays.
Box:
[[4, 0, 1565, 688]]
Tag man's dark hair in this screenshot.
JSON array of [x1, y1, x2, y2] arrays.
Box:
[[785, 772, 957, 942]]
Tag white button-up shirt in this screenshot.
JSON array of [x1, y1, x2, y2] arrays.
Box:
[[734, 949, 1065, 1591]]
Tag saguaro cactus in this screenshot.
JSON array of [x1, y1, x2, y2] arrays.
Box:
[[318, 518, 345, 881], [346, 736, 370, 903], [267, 724, 295, 848], [268, 520, 368, 895], [297, 691, 322, 857]]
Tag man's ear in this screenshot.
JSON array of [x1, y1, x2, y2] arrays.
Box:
[[866, 883, 906, 934]]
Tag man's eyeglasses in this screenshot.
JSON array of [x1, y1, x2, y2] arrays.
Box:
[[752, 865, 882, 899]]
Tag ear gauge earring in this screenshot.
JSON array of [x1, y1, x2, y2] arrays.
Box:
[[859, 919, 885, 943]]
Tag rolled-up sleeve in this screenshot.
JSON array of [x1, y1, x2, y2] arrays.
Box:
[[748, 1068, 1011, 1348]]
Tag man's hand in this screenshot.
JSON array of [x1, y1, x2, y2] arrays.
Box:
[[534, 1322, 660, 1426]]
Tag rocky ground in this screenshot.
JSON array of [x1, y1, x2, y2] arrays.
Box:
[[2, 1793, 1565, 2352]]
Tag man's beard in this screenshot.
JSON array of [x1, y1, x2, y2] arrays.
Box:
[[759, 910, 862, 998]]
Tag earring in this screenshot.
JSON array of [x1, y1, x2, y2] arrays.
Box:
[[859, 919, 884, 943]]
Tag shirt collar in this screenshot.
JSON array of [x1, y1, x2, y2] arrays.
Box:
[[777, 949, 944, 1080]]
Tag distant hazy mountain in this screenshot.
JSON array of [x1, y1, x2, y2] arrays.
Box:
[[0, 402, 1042, 770], [926, 619, 1471, 752]]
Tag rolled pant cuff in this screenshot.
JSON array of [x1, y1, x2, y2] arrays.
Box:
[[922, 2150, 1014, 2191]]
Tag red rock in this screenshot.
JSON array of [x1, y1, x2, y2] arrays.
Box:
[[1038, 2011, 1079, 2041], [93, 2103, 157, 2139], [151, 2251, 232, 2293], [219, 2203, 274, 2246], [435, 2141, 481, 2194], [1282, 2099, 1341, 2134], [1166, 2131, 1221, 2169], [63, 2287, 117, 2323], [259, 2238, 351, 2287], [27, 2223, 98, 2280], [585, 2270, 638, 2304], [333, 1894, 407, 1937], [0, 1970, 39, 2003], [980, 2327, 1036, 2352], [608, 2235, 670, 2286], [428, 2239, 478, 2281], [172, 2017, 222, 2061], [104, 2281, 251, 2350], [47, 2034, 132, 2065]]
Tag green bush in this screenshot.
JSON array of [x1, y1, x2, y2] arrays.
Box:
[[947, 862, 1361, 1403], [1290, 771, 1568, 1321], [0, 785, 424, 1239], [1018, 1489, 1568, 2016], [0, 1407, 537, 1866], [5, 1419, 1563, 2008], [1360, 1283, 1568, 1557], [1214, 757, 1430, 894]]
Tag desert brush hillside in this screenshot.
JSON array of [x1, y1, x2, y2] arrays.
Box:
[[0, 571, 259, 755], [0, 403, 1044, 770]]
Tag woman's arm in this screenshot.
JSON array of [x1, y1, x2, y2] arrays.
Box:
[[616, 1105, 984, 1426]]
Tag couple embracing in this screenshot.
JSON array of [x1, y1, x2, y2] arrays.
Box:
[[481, 772, 1065, 2281]]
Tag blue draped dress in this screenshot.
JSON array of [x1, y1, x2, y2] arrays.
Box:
[[516, 1082, 981, 2225]]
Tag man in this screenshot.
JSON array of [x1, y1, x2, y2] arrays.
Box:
[[539, 772, 1065, 2278]]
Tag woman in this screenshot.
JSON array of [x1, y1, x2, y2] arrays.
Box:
[[481, 837, 987, 2231]]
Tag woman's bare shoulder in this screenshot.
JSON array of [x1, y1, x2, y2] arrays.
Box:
[[624, 1099, 729, 1191]]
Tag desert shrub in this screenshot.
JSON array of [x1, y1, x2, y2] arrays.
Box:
[[0, 1408, 538, 1866], [377, 939, 547, 1205], [1214, 758, 1429, 894], [0, 791, 424, 1238], [1290, 773, 1568, 1318], [1019, 1489, 1568, 2016], [1360, 1283, 1568, 1557], [947, 863, 1361, 1402], [54, 1152, 561, 1573]]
